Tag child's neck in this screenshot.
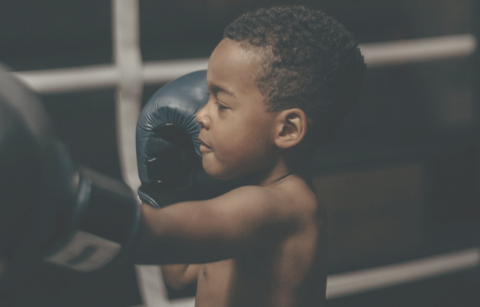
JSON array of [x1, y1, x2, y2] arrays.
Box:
[[246, 149, 312, 187]]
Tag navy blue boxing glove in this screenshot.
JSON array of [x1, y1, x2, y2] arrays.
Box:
[[136, 70, 243, 209], [136, 71, 207, 209]]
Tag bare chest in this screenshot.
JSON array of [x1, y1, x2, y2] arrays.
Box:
[[194, 230, 326, 307], [195, 259, 235, 307]]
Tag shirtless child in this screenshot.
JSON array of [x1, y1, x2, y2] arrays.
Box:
[[135, 6, 365, 307]]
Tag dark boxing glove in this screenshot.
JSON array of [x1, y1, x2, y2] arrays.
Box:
[[0, 64, 140, 277], [136, 70, 207, 208], [136, 70, 243, 209]]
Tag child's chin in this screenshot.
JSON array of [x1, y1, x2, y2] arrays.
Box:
[[205, 170, 234, 181], [203, 164, 239, 181]]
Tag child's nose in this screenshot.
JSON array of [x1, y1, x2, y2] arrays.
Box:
[[196, 104, 210, 129]]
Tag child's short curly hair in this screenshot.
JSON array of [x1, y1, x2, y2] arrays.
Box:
[[224, 6, 366, 149]]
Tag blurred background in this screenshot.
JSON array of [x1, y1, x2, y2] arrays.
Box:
[[0, 0, 479, 306]]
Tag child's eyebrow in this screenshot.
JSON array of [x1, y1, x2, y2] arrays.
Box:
[[210, 84, 236, 98]]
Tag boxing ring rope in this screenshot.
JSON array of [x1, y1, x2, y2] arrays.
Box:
[[7, 0, 480, 306], [12, 34, 477, 94], [326, 248, 480, 299]]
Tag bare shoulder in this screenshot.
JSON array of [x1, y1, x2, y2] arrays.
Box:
[[211, 185, 293, 221], [215, 175, 320, 225], [268, 174, 321, 216]]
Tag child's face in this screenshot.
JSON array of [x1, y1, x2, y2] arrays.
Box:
[[196, 39, 279, 180]]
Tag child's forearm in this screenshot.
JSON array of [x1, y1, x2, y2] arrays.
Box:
[[161, 264, 200, 290]]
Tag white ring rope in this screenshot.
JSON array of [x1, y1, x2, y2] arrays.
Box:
[[12, 34, 477, 94], [363, 34, 476, 67], [326, 247, 480, 299]]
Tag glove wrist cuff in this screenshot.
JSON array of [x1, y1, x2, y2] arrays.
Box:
[[138, 184, 195, 209]]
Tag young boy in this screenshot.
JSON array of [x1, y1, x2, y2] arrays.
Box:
[[137, 6, 365, 307]]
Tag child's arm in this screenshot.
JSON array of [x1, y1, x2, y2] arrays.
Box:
[[134, 185, 297, 264], [161, 264, 201, 290]]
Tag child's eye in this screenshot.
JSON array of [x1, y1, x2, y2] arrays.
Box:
[[216, 101, 228, 111]]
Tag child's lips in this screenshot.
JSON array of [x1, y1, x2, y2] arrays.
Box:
[[198, 137, 212, 153], [199, 143, 212, 154]]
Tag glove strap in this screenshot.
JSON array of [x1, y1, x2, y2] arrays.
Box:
[[43, 168, 141, 272]]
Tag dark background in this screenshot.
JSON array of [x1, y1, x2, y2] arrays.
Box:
[[0, 0, 479, 306]]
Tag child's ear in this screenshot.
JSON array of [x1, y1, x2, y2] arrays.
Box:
[[274, 108, 308, 149]]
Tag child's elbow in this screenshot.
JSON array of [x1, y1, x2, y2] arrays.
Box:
[[161, 264, 200, 290], [163, 274, 197, 290]]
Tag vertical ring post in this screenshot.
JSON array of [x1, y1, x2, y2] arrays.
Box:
[[112, 0, 143, 190], [112, 2, 176, 306], [473, 0, 480, 250]]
